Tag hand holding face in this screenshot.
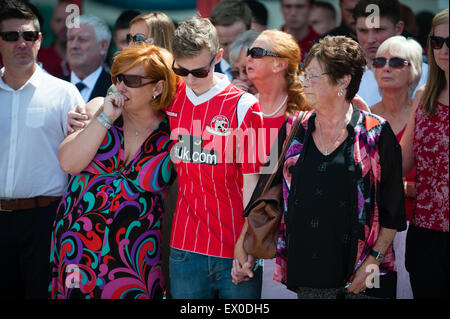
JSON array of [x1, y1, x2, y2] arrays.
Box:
[[103, 93, 126, 121]]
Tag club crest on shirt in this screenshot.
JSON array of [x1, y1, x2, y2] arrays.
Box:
[[206, 115, 231, 136]]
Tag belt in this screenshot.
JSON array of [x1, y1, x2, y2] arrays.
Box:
[[0, 196, 61, 212]]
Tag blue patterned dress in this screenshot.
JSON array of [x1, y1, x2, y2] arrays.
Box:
[[49, 116, 174, 299]]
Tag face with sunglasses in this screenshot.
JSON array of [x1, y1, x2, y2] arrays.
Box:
[[246, 36, 285, 82], [373, 53, 412, 91], [127, 21, 154, 47], [112, 63, 163, 109], [172, 48, 220, 95], [0, 19, 41, 67], [431, 22, 449, 73]]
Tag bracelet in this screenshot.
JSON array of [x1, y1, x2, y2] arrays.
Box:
[[96, 112, 113, 129]]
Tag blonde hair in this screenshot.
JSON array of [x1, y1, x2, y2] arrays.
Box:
[[376, 35, 423, 96], [110, 43, 178, 110], [421, 8, 449, 117], [130, 12, 175, 53], [172, 16, 219, 60], [259, 29, 309, 115]]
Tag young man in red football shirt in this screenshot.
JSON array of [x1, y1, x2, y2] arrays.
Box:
[[167, 16, 264, 299]]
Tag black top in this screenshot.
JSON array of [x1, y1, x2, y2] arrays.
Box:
[[286, 131, 353, 289]]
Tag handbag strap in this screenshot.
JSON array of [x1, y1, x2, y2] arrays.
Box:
[[261, 111, 305, 194]]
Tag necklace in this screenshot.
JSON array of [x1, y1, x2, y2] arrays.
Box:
[[262, 95, 288, 118], [126, 113, 157, 136], [316, 107, 351, 156]]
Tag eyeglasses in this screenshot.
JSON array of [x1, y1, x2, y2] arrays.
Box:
[[126, 33, 154, 45], [247, 47, 283, 59], [172, 55, 216, 78], [115, 74, 158, 88], [299, 72, 330, 83], [0, 31, 39, 42], [430, 36, 449, 50], [372, 57, 410, 69]]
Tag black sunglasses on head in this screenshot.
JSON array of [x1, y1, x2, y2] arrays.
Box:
[[373, 57, 410, 69], [430, 36, 449, 50], [0, 31, 39, 42], [247, 47, 283, 59], [126, 33, 153, 45], [171, 55, 216, 78], [115, 74, 158, 88]]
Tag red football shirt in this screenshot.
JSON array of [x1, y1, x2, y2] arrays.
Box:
[[166, 75, 264, 258]]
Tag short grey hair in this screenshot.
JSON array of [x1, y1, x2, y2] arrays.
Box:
[[69, 14, 112, 48], [229, 30, 260, 66], [376, 35, 423, 96]]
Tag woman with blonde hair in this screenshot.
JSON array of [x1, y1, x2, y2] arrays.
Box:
[[371, 35, 423, 299], [400, 8, 449, 299], [49, 43, 178, 299]]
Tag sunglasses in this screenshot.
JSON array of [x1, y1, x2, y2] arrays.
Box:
[[373, 57, 410, 69], [430, 36, 449, 50], [115, 74, 158, 88], [126, 33, 153, 45], [0, 31, 39, 42], [247, 47, 283, 59], [172, 55, 216, 78]]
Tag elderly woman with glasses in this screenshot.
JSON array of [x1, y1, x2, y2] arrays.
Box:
[[370, 35, 423, 299], [234, 35, 407, 299], [49, 43, 178, 299], [400, 8, 449, 299]]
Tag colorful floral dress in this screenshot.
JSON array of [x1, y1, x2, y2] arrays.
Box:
[[49, 116, 174, 299]]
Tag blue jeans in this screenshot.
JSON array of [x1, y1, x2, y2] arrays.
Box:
[[169, 248, 262, 299]]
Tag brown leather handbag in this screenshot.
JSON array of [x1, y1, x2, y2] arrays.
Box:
[[243, 111, 304, 259]]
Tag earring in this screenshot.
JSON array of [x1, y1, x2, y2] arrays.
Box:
[[338, 89, 344, 97], [153, 95, 157, 100]]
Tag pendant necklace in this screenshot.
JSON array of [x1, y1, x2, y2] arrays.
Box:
[[317, 107, 351, 156], [262, 95, 288, 118]]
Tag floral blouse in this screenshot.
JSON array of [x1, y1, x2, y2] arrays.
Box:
[[412, 102, 449, 232]]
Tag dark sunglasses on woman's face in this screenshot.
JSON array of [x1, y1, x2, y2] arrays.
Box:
[[247, 47, 283, 59], [373, 57, 410, 69], [171, 55, 216, 78], [430, 36, 449, 50], [0, 31, 39, 42], [126, 33, 153, 45], [115, 74, 157, 88]]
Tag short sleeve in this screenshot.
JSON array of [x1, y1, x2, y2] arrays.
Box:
[[236, 93, 264, 175]]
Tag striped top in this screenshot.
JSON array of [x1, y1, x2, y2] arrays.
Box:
[[166, 75, 263, 258]]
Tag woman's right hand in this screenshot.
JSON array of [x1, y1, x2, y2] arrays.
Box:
[[103, 92, 126, 121]]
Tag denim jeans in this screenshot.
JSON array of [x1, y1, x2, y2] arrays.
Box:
[[169, 248, 262, 299]]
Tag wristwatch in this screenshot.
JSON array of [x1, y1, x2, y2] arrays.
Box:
[[369, 249, 385, 263]]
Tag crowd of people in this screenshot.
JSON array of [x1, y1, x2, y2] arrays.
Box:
[[0, 0, 448, 300]]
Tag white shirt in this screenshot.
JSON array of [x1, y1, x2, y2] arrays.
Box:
[[219, 58, 233, 82], [357, 62, 429, 107], [70, 66, 103, 103], [0, 65, 84, 199]]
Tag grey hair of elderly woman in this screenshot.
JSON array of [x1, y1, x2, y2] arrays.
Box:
[[229, 30, 261, 66], [376, 35, 423, 97]]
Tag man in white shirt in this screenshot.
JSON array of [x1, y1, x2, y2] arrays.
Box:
[[0, 1, 84, 298], [354, 0, 428, 107], [65, 14, 112, 103]]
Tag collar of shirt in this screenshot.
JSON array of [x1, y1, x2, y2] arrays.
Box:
[[0, 64, 43, 92], [219, 58, 233, 82], [70, 65, 103, 91], [186, 72, 230, 106]]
